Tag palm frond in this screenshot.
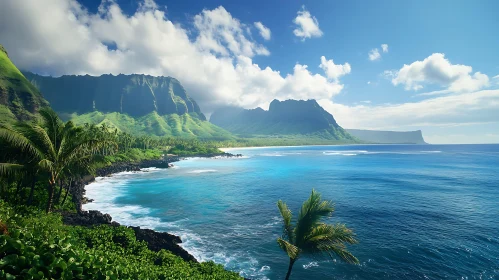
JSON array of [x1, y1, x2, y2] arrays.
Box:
[[305, 223, 358, 245], [319, 242, 359, 264], [30, 125, 56, 159], [38, 159, 54, 172], [39, 108, 62, 148], [277, 200, 294, 241], [0, 125, 43, 160], [295, 189, 335, 246], [0, 163, 25, 177], [277, 238, 300, 260]]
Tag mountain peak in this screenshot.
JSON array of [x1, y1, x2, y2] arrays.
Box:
[[210, 99, 353, 141]]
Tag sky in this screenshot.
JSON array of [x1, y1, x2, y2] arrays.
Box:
[[0, 0, 498, 144]]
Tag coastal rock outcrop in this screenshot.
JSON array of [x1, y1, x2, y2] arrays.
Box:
[[62, 210, 197, 263], [130, 226, 197, 262], [345, 129, 427, 144]]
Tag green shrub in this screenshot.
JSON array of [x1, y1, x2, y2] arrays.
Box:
[[0, 201, 242, 279]]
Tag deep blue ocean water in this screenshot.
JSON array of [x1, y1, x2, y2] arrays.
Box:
[[84, 144, 499, 279]]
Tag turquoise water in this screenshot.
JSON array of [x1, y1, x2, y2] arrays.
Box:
[[84, 145, 499, 279]]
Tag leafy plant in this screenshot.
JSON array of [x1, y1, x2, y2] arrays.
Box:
[[277, 189, 359, 280], [0, 201, 243, 279]]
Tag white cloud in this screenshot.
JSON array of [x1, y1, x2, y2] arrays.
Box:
[[319, 56, 351, 81], [0, 0, 348, 113], [193, 6, 269, 57], [492, 74, 499, 84], [254, 22, 271, 40], [369, 44, 388, 61], [368, 48, 380, 61], [292, 6, 323, 40], [391, 53, 490, 92], [381, 44, 388, 53], [367, 81, 371, 85], [318, 89, 499, 132]]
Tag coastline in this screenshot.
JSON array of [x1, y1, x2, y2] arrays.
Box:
[[63, 152, 242, 265], [219, 143, 430, 152]]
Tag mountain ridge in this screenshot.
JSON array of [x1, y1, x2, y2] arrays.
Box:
[[0, 44, 49, 123], [23, 72, 206, 119], [210, 99, 357, 142]]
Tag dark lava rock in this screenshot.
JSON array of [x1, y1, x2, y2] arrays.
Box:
[[61, 210, 196, 263], [130, 226, 197, 263], [62, 210, 114, 226]]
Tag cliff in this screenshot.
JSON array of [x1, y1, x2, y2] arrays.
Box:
[[345, 129, 427, 144], [23, 72, 206, 119], [0, 44, 49, 123], [210, 99, 356, 141]]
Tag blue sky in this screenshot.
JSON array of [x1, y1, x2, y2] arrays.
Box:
[[0, 0, 498, 143]]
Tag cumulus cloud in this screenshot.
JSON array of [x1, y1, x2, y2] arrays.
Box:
[[0, 0, 349, 113], [391, 53, 490, 92], [319, 56, 351, 81], [254, 22, 271, 40], [368, 48, 381, 61], [292, 6, 323, 40], [381, 44, 389, 53], [193, 6, 269, 57], [369, 44, 389, 61]]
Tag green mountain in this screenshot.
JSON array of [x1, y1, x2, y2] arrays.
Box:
[[0, 44, 49, 123], [23, 72, 234, 139], [345, 129, 427, 144], [66, 111, 234, 139], [23, 72, 206, 118], [210, 99, 357, 142]]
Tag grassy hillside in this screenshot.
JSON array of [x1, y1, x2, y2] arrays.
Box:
[[0, 45, 49, 123], [64, 111, 235, 140]]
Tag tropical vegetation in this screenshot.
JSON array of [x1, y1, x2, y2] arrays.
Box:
[[0, 109, 241, 279], [277, 189, 359, 280], [0, 201, 242, 279]]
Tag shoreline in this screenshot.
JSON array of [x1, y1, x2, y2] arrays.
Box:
[[63, 152, 242, 265], [220, 143, 432, 152]]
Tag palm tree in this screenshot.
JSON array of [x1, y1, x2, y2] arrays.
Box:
[[277, 189, 359, 280], [0, 108, 116, 212]]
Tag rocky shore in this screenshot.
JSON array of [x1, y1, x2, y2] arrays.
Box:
[[62, 210, 197, 262], [63, 152, 242, 264]]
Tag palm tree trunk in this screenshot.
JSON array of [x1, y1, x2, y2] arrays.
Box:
[[285, 258, 296, 280], [46, 179, 55, 213], [55, 180, 64, 204], [61, 180, 72, 206]]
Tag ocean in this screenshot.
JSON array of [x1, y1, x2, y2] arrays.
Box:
[[83, 144, 499, 279]]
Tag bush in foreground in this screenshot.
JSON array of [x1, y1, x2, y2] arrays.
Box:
[[0, 202, 242, 279]]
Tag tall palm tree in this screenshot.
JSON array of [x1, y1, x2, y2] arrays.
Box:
[[277, 189, 359, 280], [0, 108, 116, 212]]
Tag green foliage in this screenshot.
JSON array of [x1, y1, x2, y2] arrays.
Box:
[[0, 201, 242, 279], [66, 111, 234, 139], [0, 108, 117, 212], [277, 189, 358, 280], [104, 148, 163, 164], [168, 143, 222, 156]]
